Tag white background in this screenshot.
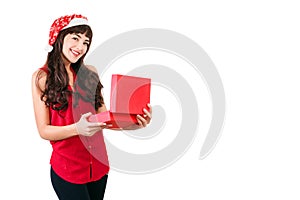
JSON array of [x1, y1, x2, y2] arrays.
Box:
[[1, 0, 300, 199]]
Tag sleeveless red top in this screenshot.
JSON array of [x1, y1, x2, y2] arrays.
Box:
[[40, 66, 109, 184]]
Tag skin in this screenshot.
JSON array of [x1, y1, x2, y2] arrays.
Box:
[[32, 32, 152, 141]]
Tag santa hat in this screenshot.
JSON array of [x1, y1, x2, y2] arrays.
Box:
[[45, 14, 89, 52]]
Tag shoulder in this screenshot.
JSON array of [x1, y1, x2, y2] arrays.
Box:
[[32, 67, 47, 90], [32, 67, 47, 81]]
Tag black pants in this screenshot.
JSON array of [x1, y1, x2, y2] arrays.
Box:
[[50, 167, 108, 200]]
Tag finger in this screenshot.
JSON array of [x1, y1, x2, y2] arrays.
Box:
[[89, 122, 112, 130], [87, 122, 104, 128], [102, 124, 113, 128], [81, 112, 92, 119], [136, 118, 143, 127], [90, 127, 102, 132], [86, 127, 102, 135], [85, 130, 98, 137], [136, 115, 143, 126], [143, 108, 152, 119], [147, 103, 152, 113], [99, 123, 112, 129], [137, 115, 147, 127]]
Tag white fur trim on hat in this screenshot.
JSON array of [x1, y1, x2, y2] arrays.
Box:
[[45, 44, 53, 52], [62, 18, 89, 30]]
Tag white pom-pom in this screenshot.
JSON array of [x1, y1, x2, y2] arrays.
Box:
[[45, 44, 53, 52]]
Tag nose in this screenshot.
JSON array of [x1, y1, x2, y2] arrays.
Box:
[[75, 42, 87, 54], [77, 42, 85, 50]]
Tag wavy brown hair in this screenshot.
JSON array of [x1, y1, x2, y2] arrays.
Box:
[[37, 25, 104, 112]]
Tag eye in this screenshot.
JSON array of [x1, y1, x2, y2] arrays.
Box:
[[83, 42, 90, 46], [72, 37, 79, 41]]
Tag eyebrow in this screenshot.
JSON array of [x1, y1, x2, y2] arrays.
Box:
[[74, 33, 90, 43]]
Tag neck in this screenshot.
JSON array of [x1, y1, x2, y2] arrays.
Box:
[[60, 52, 72, 70], [62, 57, 72, 71], [65, 63, 71, 71]]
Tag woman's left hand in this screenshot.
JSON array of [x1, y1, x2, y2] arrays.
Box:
[[136, 103, 152, 127]]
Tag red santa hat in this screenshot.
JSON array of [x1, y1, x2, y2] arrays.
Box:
[[45, 14, 89, 52]]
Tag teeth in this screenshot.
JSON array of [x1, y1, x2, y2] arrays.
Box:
[[71, 49, 79, 55]]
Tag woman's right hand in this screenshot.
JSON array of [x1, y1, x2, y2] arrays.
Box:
[[75, 112, 108, 136]]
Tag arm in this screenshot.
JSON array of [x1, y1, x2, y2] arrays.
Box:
[[32, 70, 78, 140], [32, 70, 106, 141]]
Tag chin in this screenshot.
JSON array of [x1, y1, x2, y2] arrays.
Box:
[[68, 57, 81, 64], [71, 60, 79, 64]]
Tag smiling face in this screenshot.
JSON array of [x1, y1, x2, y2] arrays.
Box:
[[62, 33, 90, 65]]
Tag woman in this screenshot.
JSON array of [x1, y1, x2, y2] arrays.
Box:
[[31, 14, 151, 200]]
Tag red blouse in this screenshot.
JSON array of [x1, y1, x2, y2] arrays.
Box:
[[40, 66, 109, 184]]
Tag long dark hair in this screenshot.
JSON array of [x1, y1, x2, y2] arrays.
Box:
[[37, 25, 104, 112]]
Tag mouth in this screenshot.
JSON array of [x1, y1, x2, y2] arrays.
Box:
[[70, 49, 81, 57]]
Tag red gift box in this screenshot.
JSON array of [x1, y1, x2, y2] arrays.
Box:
[[110, 74, 151, 114], [88, 74, 151, 128], [88, 111, 138, 128]]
